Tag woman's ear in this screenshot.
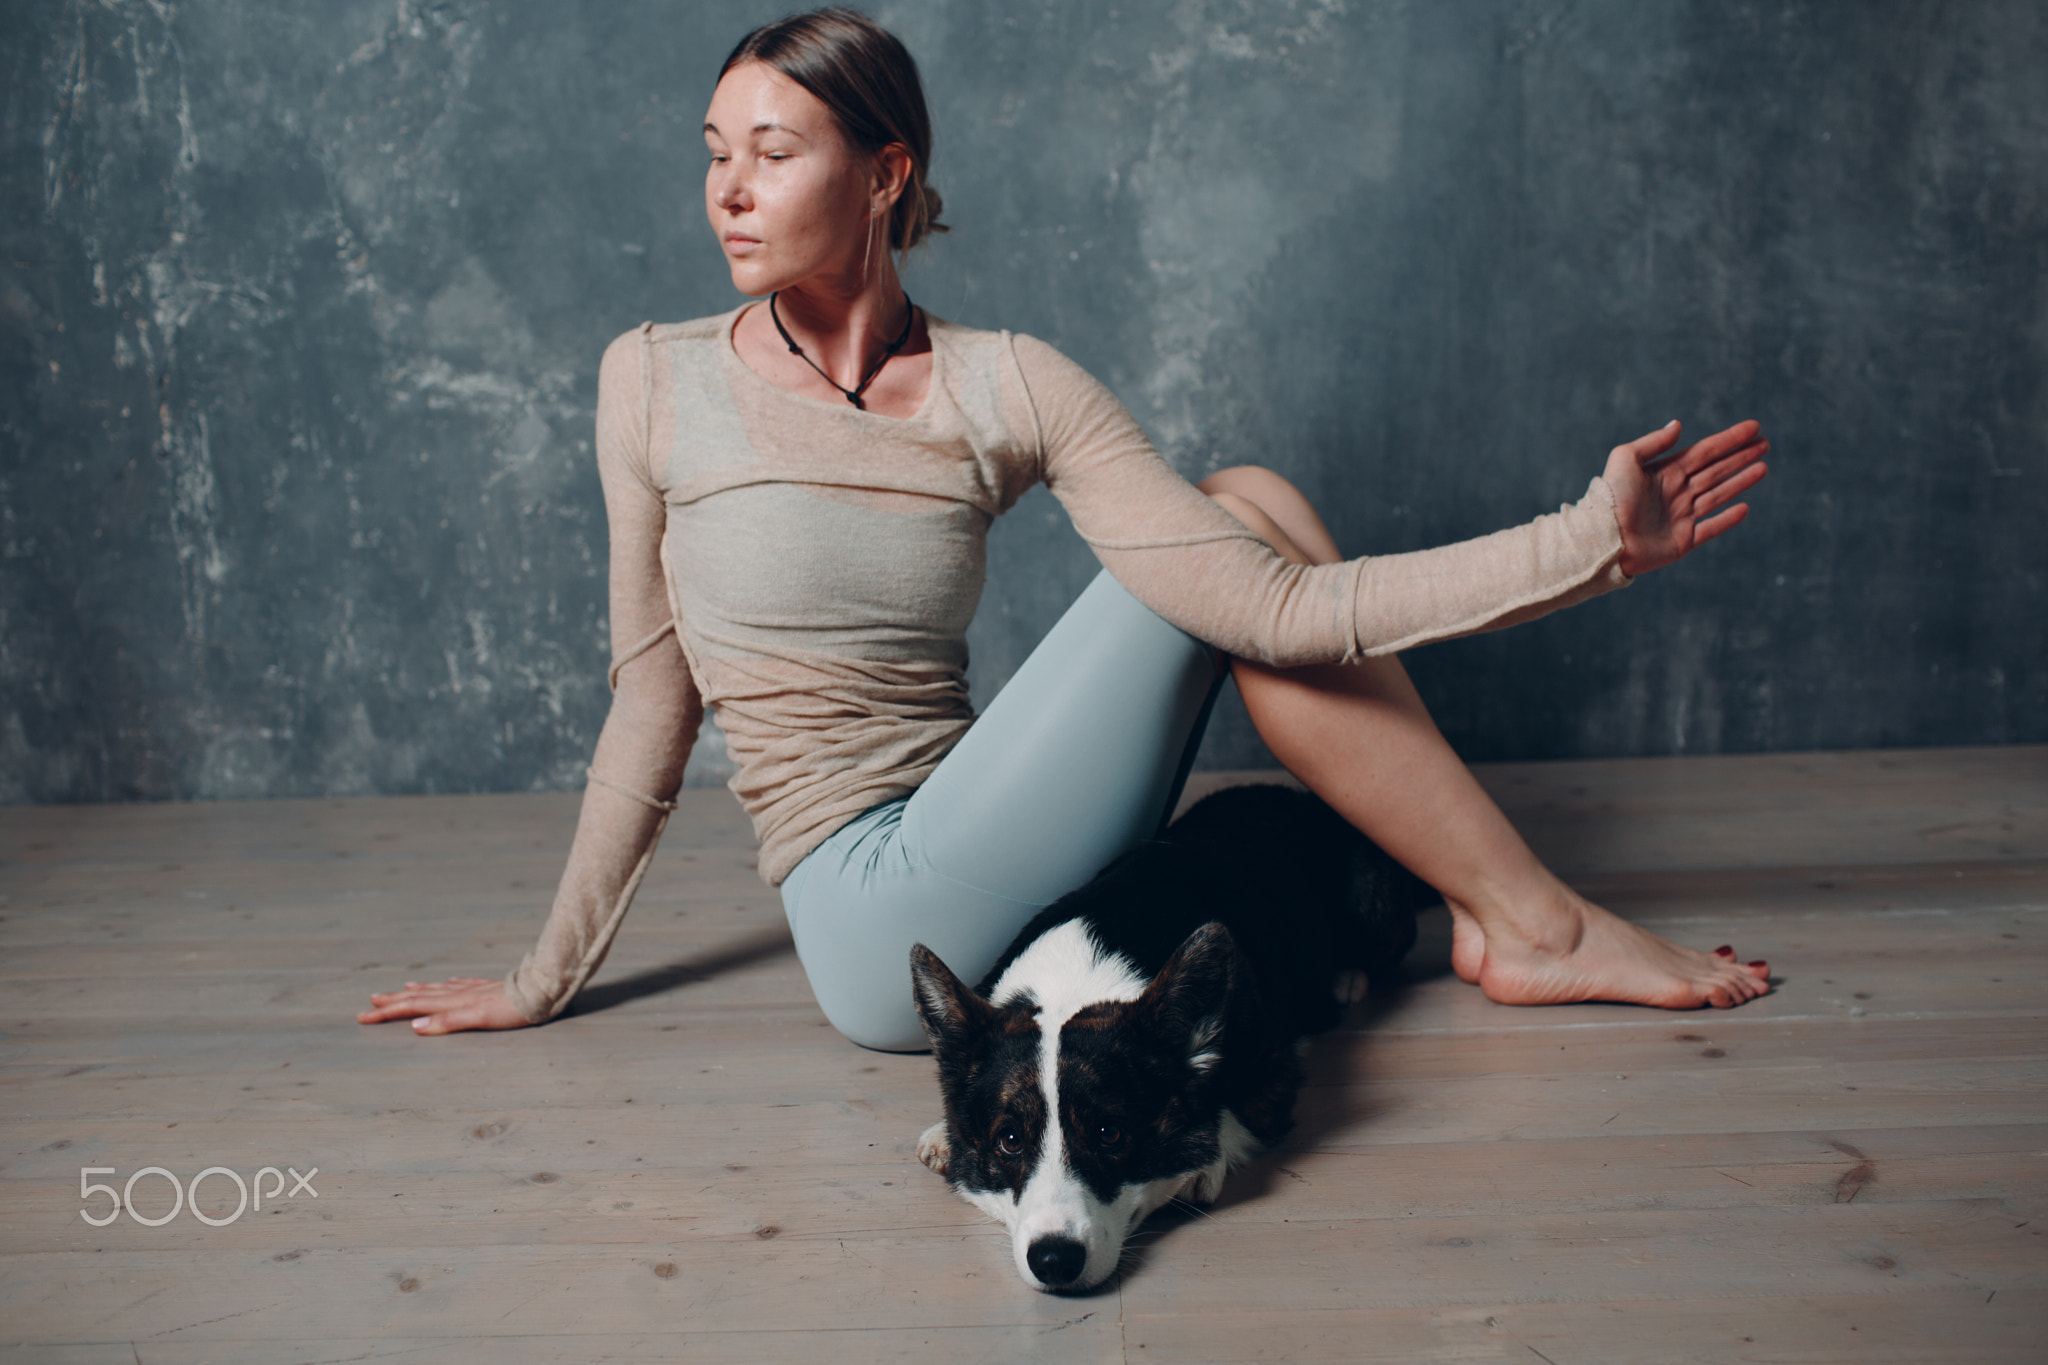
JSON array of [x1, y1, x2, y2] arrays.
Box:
[[872, 142, 913, 216]]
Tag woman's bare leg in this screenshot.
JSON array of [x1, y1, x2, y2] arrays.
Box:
[[1199, 465, 1768, 1009]]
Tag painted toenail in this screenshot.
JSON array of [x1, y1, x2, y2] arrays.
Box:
[[1748, 960, 1767, 968], [1713, 945, 1734, 957]]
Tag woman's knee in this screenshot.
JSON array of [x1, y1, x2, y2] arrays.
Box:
[[819, 989, 933, 1053], [1206, 489, 1313, 566], [1197, 463, 1298, 504], [784, 900, 935, 1052], [1198, 465, 1340, 565]]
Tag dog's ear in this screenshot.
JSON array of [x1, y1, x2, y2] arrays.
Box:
[[1134, 921, 1237, 1073], [910, 943, 994, 1051]]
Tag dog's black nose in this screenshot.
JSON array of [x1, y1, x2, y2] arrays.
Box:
[[1026, 1234, 1089, 1287]]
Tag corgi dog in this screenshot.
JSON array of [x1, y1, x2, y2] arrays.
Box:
[[909, 784, 1432, 1292]]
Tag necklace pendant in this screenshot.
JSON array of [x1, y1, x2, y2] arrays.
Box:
[[766, 290, 913, 417]]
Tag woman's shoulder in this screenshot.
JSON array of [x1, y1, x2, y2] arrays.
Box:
[[632, 304, 747, 350], [921, 309, 1007, 362], [922, 310, 1046, 349], [985, 326, 1116, 413], [921, 317, 1136, 462], [923, 313, 1090, 389], [597, 306, 745, 393]]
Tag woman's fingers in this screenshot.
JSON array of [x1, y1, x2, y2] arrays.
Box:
[[1620, 419, 1684, 465], [359, 977, 531, 1033], [411, 1009, 468, 1035], [357, 977, 504, 1023], [1692, 457, 1769, 513], [357, 992, 439, 1022], [1663, 419, 1764, 476], [1689, 501, 1751, 546], [1689, 440, 1769, 493], [363, 984, 460, 1009], [383, 976, 495, 996]]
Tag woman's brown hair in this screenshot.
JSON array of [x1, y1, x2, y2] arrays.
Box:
[[719, 7, 948, 252]]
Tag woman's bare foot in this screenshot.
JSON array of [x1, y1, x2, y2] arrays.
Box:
[[356, 976, 536, 1034], [1446, 891, 1769, 1009]]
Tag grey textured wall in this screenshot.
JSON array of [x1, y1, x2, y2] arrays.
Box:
[[4, 0, 2043, 805]]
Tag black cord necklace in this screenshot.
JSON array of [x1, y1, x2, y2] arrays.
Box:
[[768, 291, 917, 410]]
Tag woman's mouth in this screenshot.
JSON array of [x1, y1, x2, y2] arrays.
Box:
[[725, 234, 762, 256]]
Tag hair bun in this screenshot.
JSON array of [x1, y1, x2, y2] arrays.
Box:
[[921, 185, 949, 236]]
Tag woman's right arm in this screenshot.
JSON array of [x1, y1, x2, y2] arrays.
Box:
[[357, 325, 703, 1033]]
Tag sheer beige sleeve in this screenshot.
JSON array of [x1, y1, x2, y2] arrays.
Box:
[[1007, 333, 1630, 666], [501, 324, 703, 1024]]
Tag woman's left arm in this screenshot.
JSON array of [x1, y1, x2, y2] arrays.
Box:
[[1007, 333, 1765, 666]]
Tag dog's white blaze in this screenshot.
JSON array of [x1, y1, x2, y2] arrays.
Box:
[[989, 921, 1147, 1289], [987, 919, 1147, 1024]]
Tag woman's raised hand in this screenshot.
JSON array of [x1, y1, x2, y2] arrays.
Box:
[[356, 976, 535, 1034], [1603, 419, 1770, 578]]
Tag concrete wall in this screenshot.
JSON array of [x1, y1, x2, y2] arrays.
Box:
[[4, 0, 2043, 804]]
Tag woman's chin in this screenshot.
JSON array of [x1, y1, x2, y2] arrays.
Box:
[[720, 256, 783, 298]]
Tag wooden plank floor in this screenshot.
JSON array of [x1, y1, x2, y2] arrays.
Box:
[[1, 746, 2044, 1363]]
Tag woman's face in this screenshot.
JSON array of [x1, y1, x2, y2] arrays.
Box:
[[704, 61, 876, 298]]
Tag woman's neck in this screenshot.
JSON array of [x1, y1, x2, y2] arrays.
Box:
[[764, 264, 918, 394]]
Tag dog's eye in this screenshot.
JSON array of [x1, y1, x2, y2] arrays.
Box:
[[996, 1128, 1025, 1157], [1095, 1124, 1122, 1148]]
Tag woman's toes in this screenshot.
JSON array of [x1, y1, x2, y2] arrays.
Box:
[[1713, 945, 1735, 958]]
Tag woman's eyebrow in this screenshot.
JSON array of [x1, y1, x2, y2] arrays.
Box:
[[701, 120, 806, 138]]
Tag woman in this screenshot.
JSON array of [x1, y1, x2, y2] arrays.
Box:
[[359, 8, 1770, 1052]]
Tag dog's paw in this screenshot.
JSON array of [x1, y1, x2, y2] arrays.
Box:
[[916, 1122, 952, 1176], [1333, 968, 1371, 1006]]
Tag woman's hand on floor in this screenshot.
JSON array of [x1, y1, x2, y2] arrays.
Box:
[[1603, 418, 1770, 577], [356, 976, 535, 1034]]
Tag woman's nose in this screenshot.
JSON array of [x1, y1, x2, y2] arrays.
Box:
[[711, 168, 749, 211]]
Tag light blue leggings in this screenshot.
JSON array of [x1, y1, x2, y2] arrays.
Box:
[[778, 569, 1229, 1051]]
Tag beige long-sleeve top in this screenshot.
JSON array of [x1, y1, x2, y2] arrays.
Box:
[[500, 305, 1632, 1024]]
